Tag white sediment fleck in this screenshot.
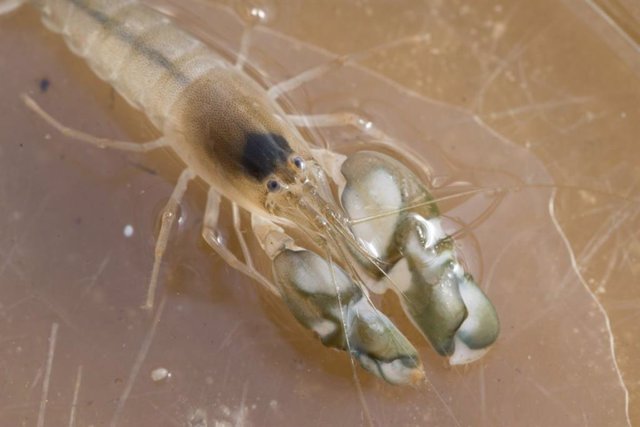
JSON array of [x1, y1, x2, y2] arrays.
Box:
[[123, 224, 134, 237], [151, 367, 170, 382]]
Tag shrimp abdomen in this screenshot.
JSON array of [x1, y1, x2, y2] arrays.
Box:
[[35, 0, 227, 127]]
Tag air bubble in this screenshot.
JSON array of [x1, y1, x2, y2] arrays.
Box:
[[234, 0, 276, 25], [207, 230, 225, 246], [358, 118, 373, 131], [250, 7, 267, 22]]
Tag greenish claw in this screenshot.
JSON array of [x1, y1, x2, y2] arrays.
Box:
[[272, 248, 425, 386], [396, 214, 469, 356], [340, 151, 500, 365]]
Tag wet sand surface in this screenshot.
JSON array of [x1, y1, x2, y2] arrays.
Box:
[[0, 1, 638, 425]]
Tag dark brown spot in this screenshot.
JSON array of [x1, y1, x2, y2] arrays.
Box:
[[39, 78, 50, 93], [241, 133, 291, 181]]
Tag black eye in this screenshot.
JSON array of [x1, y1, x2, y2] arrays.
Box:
[[292, 156, 305, 170], [267, 179, 281, 192]]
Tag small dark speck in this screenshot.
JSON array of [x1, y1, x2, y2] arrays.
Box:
[[39, 78, 50, 93], [75, 217, 83, 225], [128, 161, 158, 176], [19, 143, 23, 148]]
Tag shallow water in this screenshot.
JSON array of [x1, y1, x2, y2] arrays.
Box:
[[0, 1, 638, 426]]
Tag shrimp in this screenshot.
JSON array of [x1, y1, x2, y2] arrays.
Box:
[[2, 0, 499, 385]]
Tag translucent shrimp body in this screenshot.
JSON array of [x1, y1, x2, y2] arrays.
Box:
[[5, 0, 499, 386], [30, 0, 311, 211]]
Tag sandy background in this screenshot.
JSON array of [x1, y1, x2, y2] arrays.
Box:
[[0, 0, 638, 425]]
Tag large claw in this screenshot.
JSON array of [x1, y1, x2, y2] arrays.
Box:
[[340, 151, 438, 278], [272, 248, 425, 385], [395, 215, 467, 356], [341, 151, 499, 363]]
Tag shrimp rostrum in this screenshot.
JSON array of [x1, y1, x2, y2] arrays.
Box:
[[5, 0, 499, 385]]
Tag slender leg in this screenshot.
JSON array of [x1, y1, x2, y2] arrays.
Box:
[[288, 112, 390, 143], [294, 112, 432, 178], [142, 168, 195, 310], [236, 1, 275, 71], [232, 202, 254, 269], [267, 57, 346, 100], [22, 94, 168, 152], [267, 33, 429, 100], [202, 189, 278, 295], [235, 26, 253, 70]]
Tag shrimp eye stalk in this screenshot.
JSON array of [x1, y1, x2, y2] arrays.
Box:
[[292, 156, 305, 170], [267, 179, 282, 192]]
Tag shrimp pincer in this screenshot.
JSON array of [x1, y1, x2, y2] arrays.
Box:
[[4, 0, 499, 385]]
